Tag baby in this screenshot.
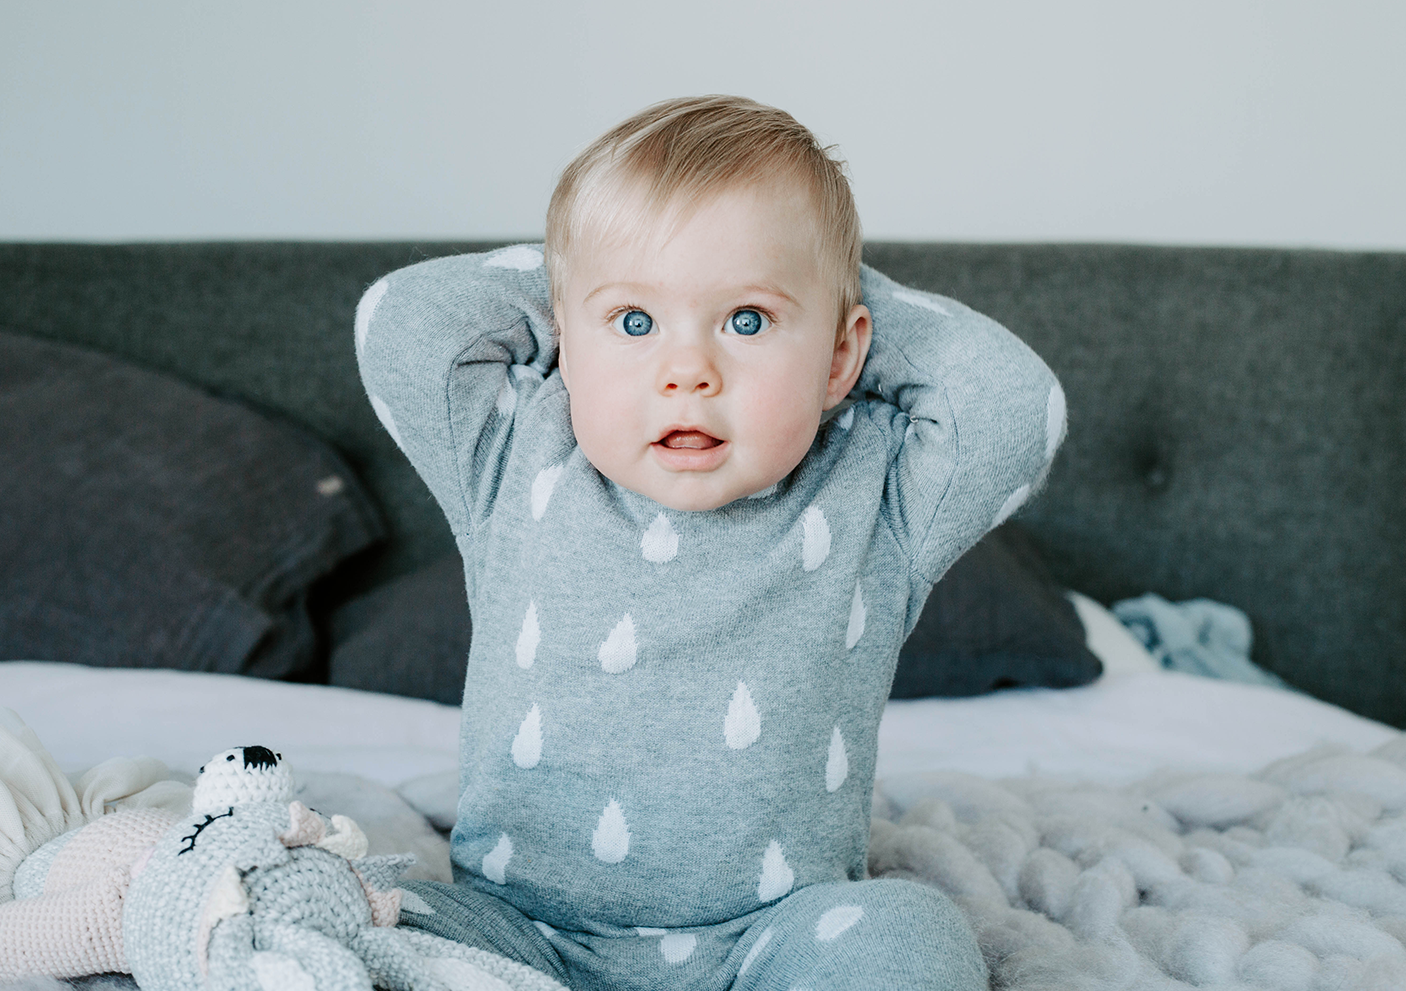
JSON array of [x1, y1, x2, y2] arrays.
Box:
[[356, 96, 1064, 991]]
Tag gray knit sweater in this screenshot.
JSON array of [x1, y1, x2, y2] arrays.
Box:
[[356, 244, 1063, 933]]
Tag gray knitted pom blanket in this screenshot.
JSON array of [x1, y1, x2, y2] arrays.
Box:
[[869, 736, 1406, 990]]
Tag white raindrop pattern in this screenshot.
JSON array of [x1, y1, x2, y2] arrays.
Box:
[[592, 800, 631, 863], [724, 682, 761, 749], [992, 484, 1031, 528], [1046, 381, 1067, 461], [530, 465, 564, 521], [845, 584, 866, 650], [738, 928, 773, 976], [516, 602, 540, 670], [825, 727, 848, 793], [757, 840, 794, 902], [354, 278, 388, 359], [801, 506, 831, 571], [369, 395, 404, 450], [816, 905, 864, 941], [837, 407, 854, 430], [482, 834, 513, 884], [641, 513, 679, 563], [660, 934, 697, 963], [598, 614, 637, 673], [483, 245, 544, 271], [511, 704, 542, 769], [534, 921, 556, 939]]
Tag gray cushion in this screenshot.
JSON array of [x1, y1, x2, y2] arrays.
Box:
[[328, 524, 1100, 705], [0, 242, 494, 590], [894, 524, 1102, 697], [329, 555, 470, 705], [0, 330, 383, 677]]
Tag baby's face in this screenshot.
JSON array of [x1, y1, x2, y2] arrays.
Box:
[[555, 182, 869, 511]]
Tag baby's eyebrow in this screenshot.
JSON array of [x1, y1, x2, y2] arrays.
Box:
[[581, 282, 800, 307], [582, 282, 649, 305], [735, 284, 800, 307]]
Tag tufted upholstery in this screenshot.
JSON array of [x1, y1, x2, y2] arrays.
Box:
[[863, 244, 1406, 727], [1, 242, 1402, 726]]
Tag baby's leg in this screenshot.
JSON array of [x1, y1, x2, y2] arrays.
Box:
[[396, 879, 568, 987], [728, 878, 987, 991]]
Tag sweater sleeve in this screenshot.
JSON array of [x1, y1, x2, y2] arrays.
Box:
[[858, 265, 1066, 607], [354, 245, 557, 538]]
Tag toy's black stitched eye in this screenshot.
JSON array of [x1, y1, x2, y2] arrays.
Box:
[[226, 754, 236, 761], [177, 809, 233, 856], [199, 765, 205, 773], [275, 753, 282, 760]]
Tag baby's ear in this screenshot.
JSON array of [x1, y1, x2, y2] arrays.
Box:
[[825, 304, 872, 409], [556, 329, 571, 390]]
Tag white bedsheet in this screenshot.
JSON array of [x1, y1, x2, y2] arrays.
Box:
[[0, 661, 461, 786], [0, 659, 1394, 790], [877, 670, 1395, 785]]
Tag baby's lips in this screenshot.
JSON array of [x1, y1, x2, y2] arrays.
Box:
[[658, 430, 722, 450]]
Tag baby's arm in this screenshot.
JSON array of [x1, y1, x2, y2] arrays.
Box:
[[857, 265, 1065, 623], [354, 246, 556, 537]]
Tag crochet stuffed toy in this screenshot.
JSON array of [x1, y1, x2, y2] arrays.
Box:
[[1, 711, 565, 991]]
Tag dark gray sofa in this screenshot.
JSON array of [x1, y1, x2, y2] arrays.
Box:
[[2, 242, 1402, 727]]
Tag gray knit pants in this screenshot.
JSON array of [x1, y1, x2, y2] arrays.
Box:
[[398, 877, 987, 991]]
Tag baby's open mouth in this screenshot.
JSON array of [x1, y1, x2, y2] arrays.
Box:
[[658, 430, 722, 450]]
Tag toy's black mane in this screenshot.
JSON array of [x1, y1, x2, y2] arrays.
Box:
[[242, 745, 278, 769]]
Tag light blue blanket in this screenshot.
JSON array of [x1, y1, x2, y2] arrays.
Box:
[[1112, 593, 1292, 690]]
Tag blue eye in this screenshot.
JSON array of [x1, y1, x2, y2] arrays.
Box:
[[728, 309, 768, 336], [615, 310, 654, 337]]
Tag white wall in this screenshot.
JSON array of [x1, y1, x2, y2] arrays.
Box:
[[3, 0, 1403, 248]]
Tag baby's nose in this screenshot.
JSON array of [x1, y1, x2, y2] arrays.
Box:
[[658, 347, 721, 396], [663, 375, 712, 394]]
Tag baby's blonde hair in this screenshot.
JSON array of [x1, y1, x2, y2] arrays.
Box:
[[545, 95, 862, 327]]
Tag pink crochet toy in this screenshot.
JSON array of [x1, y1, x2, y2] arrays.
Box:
[[0, 709, 186, 980]]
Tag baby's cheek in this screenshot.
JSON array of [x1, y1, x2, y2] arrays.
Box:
[[569, 375, 652, 484], [748, 388, 823, 478], [567, 385, 615, 461]]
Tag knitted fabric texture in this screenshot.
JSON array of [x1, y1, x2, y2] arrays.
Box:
[[1, 709, 192, 983], [1, 709, 177, 905], [0, 810, 177, 980], [869, 736, 1406, 989]]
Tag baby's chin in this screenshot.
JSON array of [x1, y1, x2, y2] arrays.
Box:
[[600, 464, 784, 512], [632, 480, 761, 513]]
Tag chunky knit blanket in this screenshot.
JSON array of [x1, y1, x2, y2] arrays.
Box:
[[869, 735, 1406, 990], [12, 736, 1406, 990]]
